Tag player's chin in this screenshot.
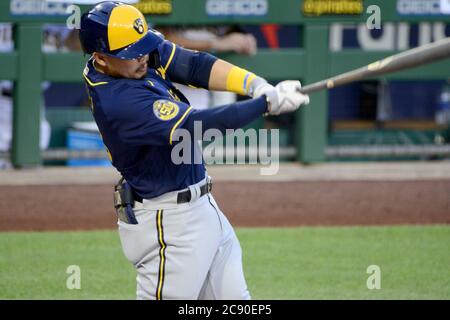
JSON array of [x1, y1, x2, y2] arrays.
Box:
[[133, 67, 148, 79]]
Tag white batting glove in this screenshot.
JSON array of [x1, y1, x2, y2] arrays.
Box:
[[267, 80, 310, 116], [247, 77, 279, 111], [249, 79, 310, 116], [248, 77, 273, 97]]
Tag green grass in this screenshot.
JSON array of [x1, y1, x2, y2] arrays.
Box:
[[0, 225, 449, 299]]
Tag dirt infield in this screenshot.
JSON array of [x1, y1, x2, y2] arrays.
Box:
[[1, 180, 449, 231]]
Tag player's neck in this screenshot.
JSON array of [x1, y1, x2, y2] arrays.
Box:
[[93, 60, 106, 75]]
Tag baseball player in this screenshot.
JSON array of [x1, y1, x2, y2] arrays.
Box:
[[79, 1, 309, 300]]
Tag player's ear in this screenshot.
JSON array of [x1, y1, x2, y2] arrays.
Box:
[[93, 52, 108, 68]]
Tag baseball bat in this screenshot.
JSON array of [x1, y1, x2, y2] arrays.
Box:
[[299, 37, 450, 94]]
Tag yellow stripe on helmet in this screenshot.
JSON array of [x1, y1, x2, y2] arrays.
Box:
[[108, 4, 148, 51]]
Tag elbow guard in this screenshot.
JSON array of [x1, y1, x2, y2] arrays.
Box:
[[168, 47, 217, 89]]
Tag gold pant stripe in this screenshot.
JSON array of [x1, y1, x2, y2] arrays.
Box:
[[156, 209, 166, 300]]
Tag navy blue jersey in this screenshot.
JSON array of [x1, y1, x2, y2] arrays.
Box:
[[83, 40, 215, 199]]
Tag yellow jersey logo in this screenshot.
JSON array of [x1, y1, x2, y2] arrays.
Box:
[[153, 100, 179, 121]]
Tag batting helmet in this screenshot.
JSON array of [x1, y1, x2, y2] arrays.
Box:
[[79, 1, 163, 60]]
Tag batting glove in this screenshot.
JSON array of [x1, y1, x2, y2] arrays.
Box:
[[248, 77, 280, 113], [249, 79, 310, 116], [248, 77, 273, 97], [267, 80, 310, 116]]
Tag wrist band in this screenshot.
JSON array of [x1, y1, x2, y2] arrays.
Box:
[[226, 66, 256, 96]]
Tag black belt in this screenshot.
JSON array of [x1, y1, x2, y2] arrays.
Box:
[[177, 178, 213, 204], [115, 178, 213, 225], [124, 178, 213, 205]]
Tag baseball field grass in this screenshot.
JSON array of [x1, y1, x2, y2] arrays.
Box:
[[0, 225, 449, 299]]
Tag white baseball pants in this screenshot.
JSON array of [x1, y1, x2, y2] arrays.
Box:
[[117, 178, 251, 300]]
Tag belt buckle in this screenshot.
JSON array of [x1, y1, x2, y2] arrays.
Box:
[[114, 190, 122, 209], [206, 176, 213, 192]]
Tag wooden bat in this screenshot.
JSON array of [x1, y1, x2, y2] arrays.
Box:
[[299, 37, 450, 94]]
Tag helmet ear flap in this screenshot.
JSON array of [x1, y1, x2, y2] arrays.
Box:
[[147, 50, 161, 70]]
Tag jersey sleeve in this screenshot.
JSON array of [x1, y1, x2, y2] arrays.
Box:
[[157, 40, 217, 89], [111, 86, 194, 146]]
